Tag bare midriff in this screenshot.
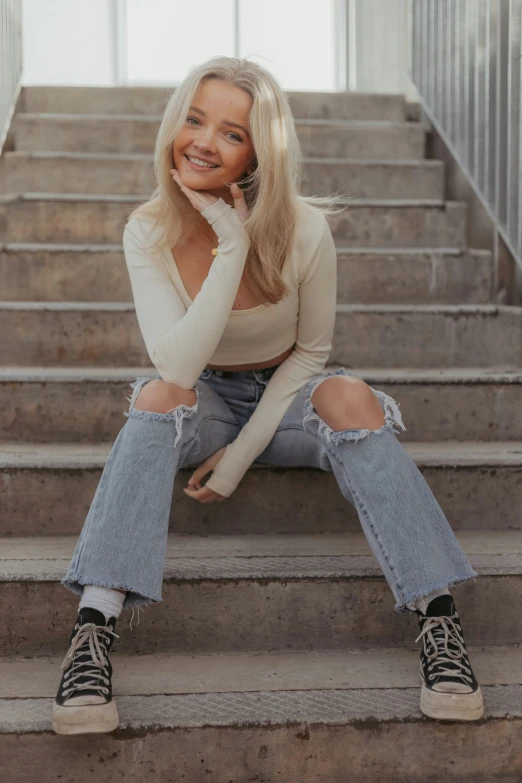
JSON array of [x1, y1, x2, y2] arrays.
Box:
[[171, 232, 296, 372], [206, 342, 296, 372]]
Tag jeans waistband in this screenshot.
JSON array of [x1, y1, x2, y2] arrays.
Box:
[[208, 364, 280, 381]]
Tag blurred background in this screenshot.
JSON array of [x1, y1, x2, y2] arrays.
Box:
[[16, 0, 413, 94]]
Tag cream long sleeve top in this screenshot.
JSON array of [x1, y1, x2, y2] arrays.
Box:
[[122, 196, 337, 497]]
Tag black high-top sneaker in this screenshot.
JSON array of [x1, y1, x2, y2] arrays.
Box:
[[412, 594, 484, 721], [52, 607, 120, 735]]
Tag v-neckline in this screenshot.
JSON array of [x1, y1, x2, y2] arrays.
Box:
[[163, 246, 265, 314]]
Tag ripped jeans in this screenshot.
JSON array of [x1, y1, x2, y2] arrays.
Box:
[[61, 365, 477, 617]]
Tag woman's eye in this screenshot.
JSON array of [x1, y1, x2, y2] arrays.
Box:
[[186, 117, 242, 142]]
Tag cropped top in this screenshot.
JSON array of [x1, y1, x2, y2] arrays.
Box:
[[122, 196, 338, 497]]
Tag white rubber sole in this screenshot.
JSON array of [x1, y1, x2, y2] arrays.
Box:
[[420, 678, 484, 721], [52, 699, 119, 735]]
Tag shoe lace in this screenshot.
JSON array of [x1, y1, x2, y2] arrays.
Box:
[[415, 612, 473, 686], [60, 622, 120, 697]]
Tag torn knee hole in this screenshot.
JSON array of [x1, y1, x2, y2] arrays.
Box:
[[303, 369, 407, 446], [123, 376, 200, 447]]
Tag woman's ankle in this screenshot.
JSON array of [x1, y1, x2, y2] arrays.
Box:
[[79, 585, 126, 621]]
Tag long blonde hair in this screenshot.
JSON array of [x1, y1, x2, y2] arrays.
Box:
[[128, 55, 349, 306]]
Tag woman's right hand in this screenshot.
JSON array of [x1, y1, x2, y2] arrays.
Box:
[[170, 169, 250, 225]]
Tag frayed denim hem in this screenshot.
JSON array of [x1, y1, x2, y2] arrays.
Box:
[[122, 374, 200, 449], [303, 367, 407, 445], [395, 569, 479, 616], [61, 575, 162, 630]]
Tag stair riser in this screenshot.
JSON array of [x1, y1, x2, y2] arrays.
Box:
[[11, 118, 426, 157], [0, 309, 519, 367], [2, 720, 521, 783], [2, 379, 521, 443], [21, 85, 407, 120], [332, 310, 522, 368], [1, 201, 467, 247], [1, 156, 444, 200], [1, 466, 520, 537], [0, 249, 493, 304], [0, 574, 518, 655]]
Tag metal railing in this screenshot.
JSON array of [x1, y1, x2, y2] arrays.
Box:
[[410, 0, 522, 283], [342, 0, 414, 95], [0, 0, 22, 156]]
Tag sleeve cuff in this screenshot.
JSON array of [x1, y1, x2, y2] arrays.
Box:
[[200, 197, 248, 236], [200, 197, 231, 225], [204, 472, 238, 498]]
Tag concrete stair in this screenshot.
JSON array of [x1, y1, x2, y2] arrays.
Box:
[[1, 303, 521, 368], [1, 439, 522, 536], [1, 193, 468, 247], [1, 531, 521, 655], [2, 152, 445, 199], [0, 244, 494, 303], [18, 85, 411, 119], [2, 366, 522, 443], [3, 647, 520, 781], [1, 85, 521, 780], [6, 115, 428, 158]]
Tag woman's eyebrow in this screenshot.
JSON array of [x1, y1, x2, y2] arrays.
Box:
[[189, 105, 250, 137]]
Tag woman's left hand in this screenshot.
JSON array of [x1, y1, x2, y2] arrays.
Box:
[[183, 447, 227, 503]]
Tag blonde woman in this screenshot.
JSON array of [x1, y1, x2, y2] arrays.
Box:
[[53, 56, 483, 735]]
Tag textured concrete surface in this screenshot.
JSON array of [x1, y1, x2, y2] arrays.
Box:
[[1, 154, 445, 199], [1, 645, 521, 699], [8, 116, 426, 157], [3, 529, 522, 560], [1, 531, 522, 654], [20, 85, 408, 120], [2, 366, 522, 443], [1, 714, 522, 783], [2, 714, 522, 783], [1, 195, 468, 247], [4, 574, 521, 655], [3, 685, 522, 734], [0, 245, 493, 304], [0, 440, 521, 537], [1, 302, 521, 368]]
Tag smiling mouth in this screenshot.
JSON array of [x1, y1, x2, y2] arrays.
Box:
[[184, 154, 220, 169]]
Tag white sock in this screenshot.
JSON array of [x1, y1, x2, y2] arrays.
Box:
[[79, 585, 126, 623], [410, 587, 452, 614]]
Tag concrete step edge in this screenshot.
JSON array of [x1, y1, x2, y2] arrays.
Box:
[[0, 644, 519, 698], [1, 365, 522, 384], [1, 192, 461, 207], [336, 247, 491, 256], [3, 242, 486, 256], [5, 150, 439, 168], [1, 529, 521, 581], [3, 529, 521, 559], [1, 241, 124, 252], [1, 301, 518, 315], [2, 440, 521, 469], [304, 157, 441, 167], [5, 684, 521, 733], [15, 113, 420, 129]]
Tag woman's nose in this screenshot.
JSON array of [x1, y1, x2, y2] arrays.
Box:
[[194, 130, 217, 149]]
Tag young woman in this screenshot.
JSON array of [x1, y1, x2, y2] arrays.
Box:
[[53, 56, 484, 735]]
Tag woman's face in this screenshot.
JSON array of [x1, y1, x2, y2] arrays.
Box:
[[172, 78, 256, 204]]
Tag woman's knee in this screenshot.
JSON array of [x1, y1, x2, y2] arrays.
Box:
[[134, 379, 197, 414]]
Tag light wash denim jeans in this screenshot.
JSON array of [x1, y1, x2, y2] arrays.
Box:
[[62, 365, 477, 618]]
